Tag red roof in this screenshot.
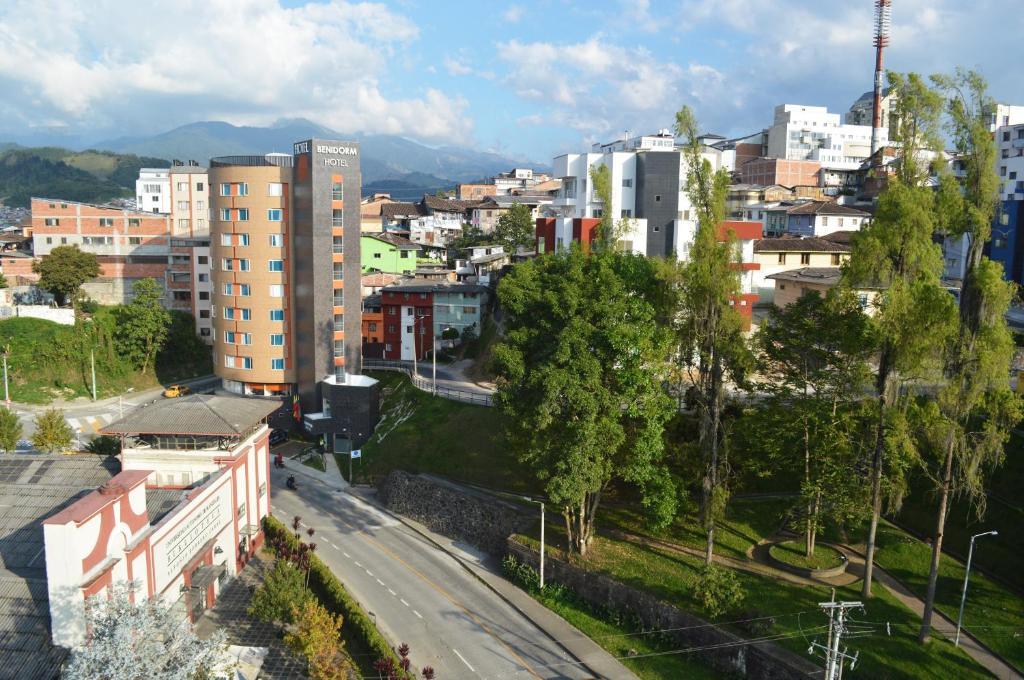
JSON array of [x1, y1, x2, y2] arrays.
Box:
[[717, 221, 762, 241], [43, 469, 150, 526]]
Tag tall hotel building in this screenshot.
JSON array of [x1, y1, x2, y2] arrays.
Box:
[[209, 140, 378, 448]]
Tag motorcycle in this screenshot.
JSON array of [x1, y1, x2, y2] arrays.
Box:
[[286, 475, 297, 490]]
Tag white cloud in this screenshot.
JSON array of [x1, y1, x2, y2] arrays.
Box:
[[0, 0, 473, 143], [444, 55, 473, 77], [502, 5, 524, 24]]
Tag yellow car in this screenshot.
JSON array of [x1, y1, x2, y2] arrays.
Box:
[[163, 384, 191, 398]]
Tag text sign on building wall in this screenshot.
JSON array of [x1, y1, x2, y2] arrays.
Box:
[[151, 483, 232, 593]]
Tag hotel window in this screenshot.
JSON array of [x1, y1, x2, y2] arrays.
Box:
[[267, 209, 282, 222], [220, 183, 231, 196], [333, 263, 343, 280], [128, 237, 142, 245], [237, 208, 249, 221], [177, 200, 189, 210], [268, 182, 283, 197], [800, 253, 811, 265], [239, 333, 252, 345], [334, 314, 344, 327], [270, 309, 284, 321], [333, 236, 344, 253], [222, 258, 233, 270], [128, 218, 140, 227], [238, 259, 250, 271], [332, 209, 343, 227], [270, 334, 284, 346], [238, 233, 249, 246], [223, 283, 233, 295], [220, 208, 231, 221], [99, 218, 114, 227], [332, 180, 343, 200], [333, 291, 344, 306], [224, 331, 235, 344], [269, 234, 283, 247], [269, 259, 284, 272], [44, 218, 59, 226], [269, 284, 284, 297], [220, 233, 232, 246], [777, 253, 786, 264], [223, 307, 235, 320], [271, 358, 285, 370]]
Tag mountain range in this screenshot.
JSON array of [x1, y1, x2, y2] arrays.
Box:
[[90, 118, 545, 188]]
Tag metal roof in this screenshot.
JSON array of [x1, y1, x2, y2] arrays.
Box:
[[102, 394, 280, 436]]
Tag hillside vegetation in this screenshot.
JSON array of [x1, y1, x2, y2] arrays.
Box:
[[0, 311, 210, 403], [0, 146, 168, 207]]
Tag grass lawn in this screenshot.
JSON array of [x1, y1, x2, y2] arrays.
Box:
[[301, 454, 326, 472], [768, 541, 845, 571], [516, 528, 991, 680], [872, 522, 1024, 671], [357, 372, 537, 492]]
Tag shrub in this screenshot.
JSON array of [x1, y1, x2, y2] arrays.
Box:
[[32, 408, 74, 453], [692, 564, 745, 618], [85, 435, 120, 457], [248, 559, 311, 624]]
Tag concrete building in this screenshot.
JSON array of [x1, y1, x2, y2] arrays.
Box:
[[470, 195, 553, 234], [846, 89, 895, 128], [766, 104, 886, 176], [457, 183, 498, 201], [784, 201, 871, 237], [380, 281, 489, 360], [360, 193, 398, 232], [767, 267, 883, 314], [43, 395, 277, 649], [361, 232, 420, 275], [987, 117, 1024, 285], [740, 157, 822, 187], [209, 140, 378, 450], [753, 236, 852, 303], [136, 163, 210, 238]]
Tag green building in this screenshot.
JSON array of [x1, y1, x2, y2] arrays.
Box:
[[361, 232, 421, 275]]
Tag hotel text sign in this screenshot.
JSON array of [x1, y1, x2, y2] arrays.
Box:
[[294, 141, 358, 167]]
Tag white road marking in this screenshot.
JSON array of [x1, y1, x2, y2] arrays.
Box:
[[375, 578, 385, 586], [413, 610, 422, 619], [453, 649, 475, 673], [366, 570, 373, 576], [400, 598, 409, 607], [342, 551, 351, 558], [354, 561, 362, 567], [387, 588, 396, 596]]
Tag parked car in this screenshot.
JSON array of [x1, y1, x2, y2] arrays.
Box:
[[163, 384, 191, 398], [269, 429, 288, 446]]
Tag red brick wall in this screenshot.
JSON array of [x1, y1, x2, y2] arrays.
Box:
[[381, 289, 434, 360], [535, 218, 556, 253]]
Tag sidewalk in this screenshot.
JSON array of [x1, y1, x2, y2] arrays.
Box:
[[281, 453, 348, 490], [9, 373, 219, 414], [346, 486, 638, 680]]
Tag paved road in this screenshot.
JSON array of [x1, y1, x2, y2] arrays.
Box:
[[268, 466, 591, 679]]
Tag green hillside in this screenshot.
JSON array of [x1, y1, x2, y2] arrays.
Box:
[[0, 146, 169, 208]]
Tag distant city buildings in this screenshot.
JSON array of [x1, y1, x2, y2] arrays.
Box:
[[457, 168, 555, 201]]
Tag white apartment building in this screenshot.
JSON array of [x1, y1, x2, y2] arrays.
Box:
[[766, 104, 886, 175], [989, 104, 1024, 132], [136, 163, 210, 237]]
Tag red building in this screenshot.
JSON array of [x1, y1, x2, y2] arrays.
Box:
[[381, 285, 435, 361]]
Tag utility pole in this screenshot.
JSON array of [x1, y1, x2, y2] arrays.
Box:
[[90, 348, 97, 401], [432, 336, 437, 395], [956, 530, 998, 646], [810, 598, 863, 680], [2, 346, 9, 405], [523, 496, 546, 589]]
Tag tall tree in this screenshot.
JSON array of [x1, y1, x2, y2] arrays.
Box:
[[754, 290, 876, 556], [32, 245, 100, 306], [916, 70, 1022, 641], [662, 106, 750, 565], [32, 408, 74, 453], [64, 583, 226, 680], [494, 247, 675, 556], [0, 406, 21, 453], [844, 72, 958, 598], [114, 278, 171, 373], [494, 203, 536, 254]]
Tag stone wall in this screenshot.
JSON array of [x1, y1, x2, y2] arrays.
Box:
[[507, 538, 820, 680], [376, 471, 530, 556]]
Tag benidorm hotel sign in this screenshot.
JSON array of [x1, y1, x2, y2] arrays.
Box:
[[294, 141, 358, 166]]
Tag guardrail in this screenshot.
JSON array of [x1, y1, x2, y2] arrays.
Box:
[[363, 359, 494, 407]]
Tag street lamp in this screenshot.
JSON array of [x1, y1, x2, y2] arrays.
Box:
[[955, 530, 998, 647], [522, 496, 545, 589], [410, 313, 430, 383]]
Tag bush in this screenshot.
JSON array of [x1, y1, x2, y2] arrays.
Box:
[[32, 408, 74, 453], [692, 564, 745, 618], [263, 516, 410, 678], [85, 435, 120, 457], [248, 559, 311, 624], [284, 599, 349, 680]]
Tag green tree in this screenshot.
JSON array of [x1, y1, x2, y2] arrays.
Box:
[[494, 247, 675, 556], [844, 72, 958, 598], [0, 406, 21, 453], [32, 245, 100, 306], [915, 70, 1023, 642], [494, 202, 535, 254], [31, 408, 75, 453], [284, 599, 349, 680], [661, 105, 750, 565], [450, 223, 487, 252], [753, 290, 876, 556], [248, 559, 312, 624], [0, 272, 8, 289], [114, 278, 171, 373]]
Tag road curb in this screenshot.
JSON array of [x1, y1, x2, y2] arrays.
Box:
[[345, 487, 633, 680]]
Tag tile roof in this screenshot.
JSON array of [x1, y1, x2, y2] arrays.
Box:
[[421, 195, 484, 213], [786, 201, 872, 217], [102, 394, 280, 436], [380, 202, 423, 220], [361, 232, 420, 250], [0, 454, 120, 679], [754, 237, 851, 253], [361, 272, 403, 287], [766, 267, 844, 285], [822, 230, 857, 245]]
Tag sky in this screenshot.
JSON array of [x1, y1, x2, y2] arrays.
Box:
[[0, 0, 1021, 162]]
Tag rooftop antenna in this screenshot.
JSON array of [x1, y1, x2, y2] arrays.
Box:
[[870, 0, 892, 163]]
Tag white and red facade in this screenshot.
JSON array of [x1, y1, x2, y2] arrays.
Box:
[[42, 426, 270, 648]]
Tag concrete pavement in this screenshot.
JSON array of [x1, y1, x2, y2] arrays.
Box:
[[269, 464, 599, 679]]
